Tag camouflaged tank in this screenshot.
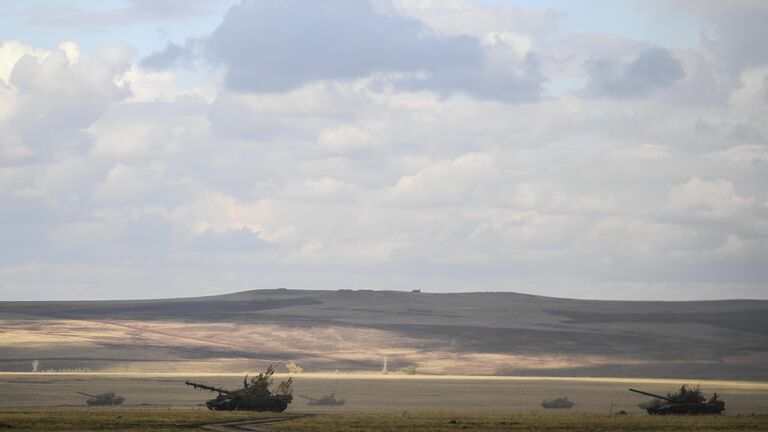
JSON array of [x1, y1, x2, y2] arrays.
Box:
[[541, 396, 574, 409], [299, 392, 346, 406], [629, 385, 725, 415], [76, 391, 125, 406], [185, 365, 293, 412]]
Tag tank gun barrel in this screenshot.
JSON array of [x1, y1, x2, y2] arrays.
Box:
[[629, 388, 672, 402], [76, 391, 97, 398], [185, 381, 232, 394], [298, 395, 318, 401]]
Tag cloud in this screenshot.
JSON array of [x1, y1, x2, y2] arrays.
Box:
[[189, 226, 271, 252], [92, 162, 166, 203], [139, 42, 199, 71], [0, 41, 49, 85], [201, 0, 542, 101], [383, 153, 497, 207], [669, 177, 754, 218], [2, 44, 132, 160], [87, 103, 209, 160], [386, 0, 562, 38], [2, 3, 768, 301], [693, 1, 768, 74], [23, 0, 227, 27], [586, 47, 685, 98]]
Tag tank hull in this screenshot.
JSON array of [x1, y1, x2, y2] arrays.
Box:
[[646, 401, 725, 415], [205, 394, 292, 412], [307, 400, 345, 406], [541, 397, 574, 409]]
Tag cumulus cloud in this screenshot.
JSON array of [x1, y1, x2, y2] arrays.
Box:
[[586, 47, 685, 98], [0, 41, 49, 85], [140, 42, 199, 71], [669, 177, 754, 218], [1, 43, 132, 160], [199, 0, 542, 101], [189, 226, 271, 252], [87, 103, 209, 160], [383, 153, 497, 207], [2, 1, 768, 300]]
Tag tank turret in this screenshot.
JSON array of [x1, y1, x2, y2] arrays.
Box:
[[185, 365, 293, 412], [629, 386, 725, 415]]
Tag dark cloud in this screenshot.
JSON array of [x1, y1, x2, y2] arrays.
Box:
[[140, 42, 187, 70], [689, 1, 768, 75], [587, 47, 684, 98], [202, 0, 542, 101]]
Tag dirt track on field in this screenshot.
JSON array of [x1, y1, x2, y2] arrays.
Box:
[[201, 415, 313, 431]]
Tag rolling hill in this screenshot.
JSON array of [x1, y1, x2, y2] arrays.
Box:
[[1, 289, 766, 380]]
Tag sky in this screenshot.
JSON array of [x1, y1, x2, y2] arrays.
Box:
[[0, 0, 767, 301]]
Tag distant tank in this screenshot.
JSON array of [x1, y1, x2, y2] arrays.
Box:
[[185, 365, 293, 412], [299, 393, 346, 406], [629, 386, 725, 415], [76, 391, 125, 406], [541, 396, 575, 409]]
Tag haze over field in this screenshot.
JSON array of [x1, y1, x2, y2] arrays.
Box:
[[1, 0, 767, 301]]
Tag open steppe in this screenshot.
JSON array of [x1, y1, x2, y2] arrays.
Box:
[[1, 373, 767, 414], [1, 408, 768, 432], [1, 289, 767, 379], [2, 289, 768, 430]]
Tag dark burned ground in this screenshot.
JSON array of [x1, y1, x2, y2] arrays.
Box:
[[550, 309, 768, 337], [0, 297, 323, 321], [1, 289, 768, 379]]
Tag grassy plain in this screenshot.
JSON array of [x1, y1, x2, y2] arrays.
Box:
[[1, 409, 767, 432], [274, 412, 768, 432], [1, 373, 767, 414], [0, 407, 286, 431]]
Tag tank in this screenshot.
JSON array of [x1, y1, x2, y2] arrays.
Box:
[[541, 396, 574, 409], [629, 386, 725, 415], [185, 365, 293, 412], [76, 391, 125, 406], [299, 393, 346, 406]]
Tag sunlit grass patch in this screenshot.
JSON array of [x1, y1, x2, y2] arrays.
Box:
[[273, 412, 768, 432]]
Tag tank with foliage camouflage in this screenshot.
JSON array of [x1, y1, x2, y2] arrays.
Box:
[[629, 385, 725, 415], [76, 391, 125, 406], [299, 392, 346, 406], [541, 396, 574, 409], [185, 365, 293, 412]]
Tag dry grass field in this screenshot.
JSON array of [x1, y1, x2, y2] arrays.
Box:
[[0, 407, 287, 432], [273, 412, 768, 432], [2, 290, 767, 430], [1, 409, 767, 432], [1, 373, 767, 414]]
